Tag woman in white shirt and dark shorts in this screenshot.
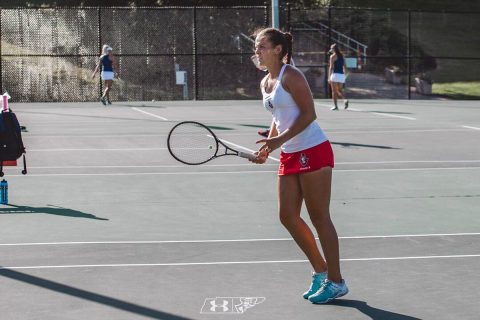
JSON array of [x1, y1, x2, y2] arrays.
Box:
[[251, 28, 348, 304]]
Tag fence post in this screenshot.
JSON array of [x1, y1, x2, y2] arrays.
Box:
[[0, 8, 3, 92], [407, 10, 412, 100], [286, 3, 291, 32], [272, 0, 279, 28], [98, 7, 103, 100], [324, 6, 332, 98], [192, 6, 198, 100], [264, 2, 269, 27]]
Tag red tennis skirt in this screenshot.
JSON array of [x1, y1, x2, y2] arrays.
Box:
[[278, 140, 334, 176]]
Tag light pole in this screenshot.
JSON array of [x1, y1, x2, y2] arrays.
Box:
[[272, 0, 279, 28]]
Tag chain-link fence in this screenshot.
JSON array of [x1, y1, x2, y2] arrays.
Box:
[[0, 6, 268, 102], [286, 6, 480, 99], [1, 5, 479, 101]]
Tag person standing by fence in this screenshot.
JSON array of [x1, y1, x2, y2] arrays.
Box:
[[92, 45, 118, 105], [328, 44, 348, 110]]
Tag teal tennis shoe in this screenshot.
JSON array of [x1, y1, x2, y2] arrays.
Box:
[[303, 272, 327, 299], [308, 279, 348, 304]]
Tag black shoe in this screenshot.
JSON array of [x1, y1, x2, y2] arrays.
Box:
[[258, 129, 270, 137], [331, 106, 339, 111], [107, 99, 112, 105], [100, 97, 107, 105], [344, 100, 349, 109]]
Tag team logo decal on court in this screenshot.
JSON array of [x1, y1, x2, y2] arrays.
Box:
[[201, 297, 266, 314]]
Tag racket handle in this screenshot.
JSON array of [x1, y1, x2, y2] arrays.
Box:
[[238, 151, 257, 161]]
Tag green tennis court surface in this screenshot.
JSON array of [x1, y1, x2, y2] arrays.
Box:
[[0, 99, 479, 319]]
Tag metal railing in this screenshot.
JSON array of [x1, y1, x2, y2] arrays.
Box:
[[292, 21, 368, 65]]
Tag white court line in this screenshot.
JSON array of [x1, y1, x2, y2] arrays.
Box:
[[131, 107, 168, 120], [330, 128, 467, 134], [336, 160, 480, 165], [0, 164, 279, 170], [25, 128, 471, 138], [315, 102, 417, 120], [5, 166, 480, 177], [3, 160, 480, 170], [28, 148, 166, 152], [2, 232, 479, 246], [370, 112, 416, 120], [0, 171, 275, 177], [336, 167, 480, 172], [2, 254, 479, 270], [462, 125, 480, 131], [315, 102, 339, 109], [218, 138, 280, 162]]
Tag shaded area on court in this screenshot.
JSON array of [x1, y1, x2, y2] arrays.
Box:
[[328, 300, 422, 320], [367, 111, 414, 115], [0, 268, 193, 320], [0, 204, 108, 221], [331, 141, 401, 149], [239, 124, 271, 129]]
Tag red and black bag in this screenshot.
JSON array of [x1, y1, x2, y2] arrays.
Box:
[[0, 95, 27, 176]]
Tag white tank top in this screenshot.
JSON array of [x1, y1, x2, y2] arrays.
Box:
[[261, 64, 328, 153]]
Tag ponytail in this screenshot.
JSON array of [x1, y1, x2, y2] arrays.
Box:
[[283, 32, 293, 64], [332, 43, 343, 59]]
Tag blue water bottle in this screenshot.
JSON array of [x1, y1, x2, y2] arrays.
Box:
[[0, 179, 8, 204]]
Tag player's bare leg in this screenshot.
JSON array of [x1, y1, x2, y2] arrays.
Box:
[[299, 167, 342, 283], [278, 174, 328, 273]]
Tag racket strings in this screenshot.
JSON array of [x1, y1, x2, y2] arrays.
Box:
[[168, 123, 217, 165]]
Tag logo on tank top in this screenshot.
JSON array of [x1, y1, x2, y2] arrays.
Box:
[[264, 99, 274, 112], [299, 153, 310, 170]]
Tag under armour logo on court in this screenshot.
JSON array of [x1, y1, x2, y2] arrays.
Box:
[[201, 297, 266, 314], [209, 299, 229, 312]]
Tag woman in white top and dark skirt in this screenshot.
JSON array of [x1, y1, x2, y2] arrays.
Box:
[[251, 28, 348, 304], [328, 43, 349, 110]]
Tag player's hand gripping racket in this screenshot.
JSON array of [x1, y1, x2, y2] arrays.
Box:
[[167, 121, 256, 165]]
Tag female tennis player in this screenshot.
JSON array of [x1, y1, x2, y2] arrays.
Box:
[[251, 28, 348, 304], [92, 44, 118, 105], [328, 43, 349, 110]]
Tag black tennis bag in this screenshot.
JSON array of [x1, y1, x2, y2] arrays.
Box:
[[0, 107, 27, 176]]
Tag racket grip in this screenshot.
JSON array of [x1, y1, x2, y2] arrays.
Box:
[[238, 151, 257, 161]]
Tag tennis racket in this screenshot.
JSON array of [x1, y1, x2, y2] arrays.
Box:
[[167, 121, 257, 165]]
